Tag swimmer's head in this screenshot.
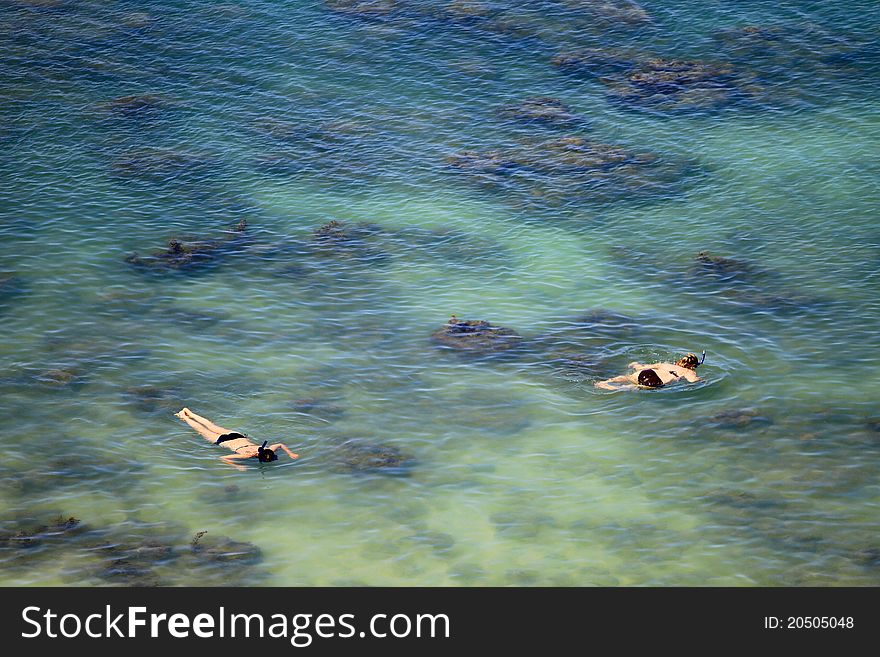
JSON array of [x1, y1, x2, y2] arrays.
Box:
[[637, 369, 664, 388], [676, 353, 700, 370], [257, 441, 278, 463]]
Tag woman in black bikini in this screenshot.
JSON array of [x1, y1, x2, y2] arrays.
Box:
[[595, 352, 704, 390], [175, 408, 299, 470]]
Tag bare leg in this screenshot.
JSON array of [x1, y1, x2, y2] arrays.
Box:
[[178, 412, 224, 443], [178, 408, 234, 435]]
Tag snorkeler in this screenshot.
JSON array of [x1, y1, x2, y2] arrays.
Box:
[[175, 407, 299, 471], [595, 351, 705, 391]]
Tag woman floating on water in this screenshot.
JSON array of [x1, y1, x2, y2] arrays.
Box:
[[175, 407, 299, 470], [595, 352, 704, 391]]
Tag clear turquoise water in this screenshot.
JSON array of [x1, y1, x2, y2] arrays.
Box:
[[1, 0, 879, 586]]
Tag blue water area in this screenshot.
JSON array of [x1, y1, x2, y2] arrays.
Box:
[[1, 0, 879, 586]]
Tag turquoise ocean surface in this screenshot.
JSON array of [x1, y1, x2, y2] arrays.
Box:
[[1, 0, 879, 586]]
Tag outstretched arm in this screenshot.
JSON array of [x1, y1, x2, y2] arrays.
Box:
[[270, 443, 299, 460], [220, 453, 252, 471]]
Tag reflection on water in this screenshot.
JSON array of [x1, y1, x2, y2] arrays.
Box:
[[1, 0, 879, 586]]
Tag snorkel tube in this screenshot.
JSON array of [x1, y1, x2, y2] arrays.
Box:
[[257, 440, 278, 463], [699, 350, 706, 365]]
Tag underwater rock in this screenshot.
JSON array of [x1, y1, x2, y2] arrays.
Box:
[[197, 484, 243, 505], [2, 445, 145, 498], [562, 0, 650, 25], [712, 25, 792, 57], [402, 226, 510, 268], [574, 308, 639, 332], [497, 96, 582, 128], [0, 516, 83, 551], [690, 251, 757, 282], [283, 221, 508, 274], [190, 531, 262, 565], [315, 119, 378, 143], [700, 489, 781, 510], [35, 367, 82, 388], [711, 22, 859, 76], [406, 531, 455, 554], [545, 351, 617, 380], [706, 408, 773, 430], [111, 147, 215, 181], [551, 47, 644, 77], [289, 397, 346, 423], [88, 538, 176, 587], [126, 239, 216, 272], [252, 117, 305, 143], [92, 558, 162, 586], [325, 0, 400, 19], [438, 0, 493, 22], [253, 152, 303, 174], [125, 219, 249, 273], [446, 135, 685, 205], [253, 117, 383, 185], [123, 385, 183, 414], [603, 58, 758, 112], [445, 149, 518, 176], [119, 12, 152, 29], [308, 220, 390, 264], [255, 117, 377, 152], [329, 439, 415, 475], [609, 245, 820, 314], [11, 0, 67, 7], [70, 521, 186, 585], [99, 94, 166, 118], [431, 316, 523, 355], [519, 136, 654, 172], [88, 524, 181, 586], [529, 136, 656, 172], [95, 289, 160, 315], [480, 12, 542, 41]]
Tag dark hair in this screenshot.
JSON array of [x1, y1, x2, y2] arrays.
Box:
[[637, 369, 664, 388], [257, 440, 277, 463], [676, 353, 700, 369], [258, 448, 277, 463]]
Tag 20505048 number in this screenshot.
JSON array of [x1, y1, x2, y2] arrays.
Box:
[[787, 617, 854, 629]]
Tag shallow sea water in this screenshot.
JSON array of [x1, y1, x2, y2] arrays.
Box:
[[1, 0, 879, 586]]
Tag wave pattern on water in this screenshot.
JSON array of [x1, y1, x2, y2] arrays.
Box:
[[1, 0, 879, 586]]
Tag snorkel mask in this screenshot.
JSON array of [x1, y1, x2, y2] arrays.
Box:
[[257, 440, 277, 463], [678, 350, 706, 369]]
